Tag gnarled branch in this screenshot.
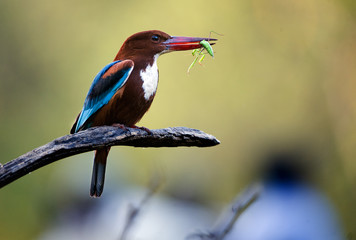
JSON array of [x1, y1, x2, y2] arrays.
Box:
[[187, 185, 261, 240], [0, 126, 220, 188]]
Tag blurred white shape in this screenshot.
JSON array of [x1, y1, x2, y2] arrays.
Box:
[[38, 188, 214, 240], [224, 182, 345, 240]]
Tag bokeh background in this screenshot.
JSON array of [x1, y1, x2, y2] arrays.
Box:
[[0, 0, 355, 239]]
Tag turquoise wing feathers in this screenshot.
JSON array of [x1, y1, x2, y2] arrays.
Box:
[[74, 60, 134, 132]]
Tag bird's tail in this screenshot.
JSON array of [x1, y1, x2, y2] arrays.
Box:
[[90, 147, 110, 197]]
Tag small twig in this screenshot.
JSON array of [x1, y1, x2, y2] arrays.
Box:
[[187, 185, 261, 240], [0, 126, 219, 188], [119, 171, 165, 240]]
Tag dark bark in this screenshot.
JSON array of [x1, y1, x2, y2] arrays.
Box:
[[0, 126, 220, 188]]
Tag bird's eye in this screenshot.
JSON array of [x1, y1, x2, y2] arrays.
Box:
[[151, 35, 160, 42]]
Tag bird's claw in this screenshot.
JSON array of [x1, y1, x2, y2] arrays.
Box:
[[111, 123, 129, 131], [132, 125, 153, 135]]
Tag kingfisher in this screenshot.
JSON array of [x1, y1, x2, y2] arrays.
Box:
[[70, 30, 217, 197]]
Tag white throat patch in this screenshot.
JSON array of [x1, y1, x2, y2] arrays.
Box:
[[140, 54, 159, 100]]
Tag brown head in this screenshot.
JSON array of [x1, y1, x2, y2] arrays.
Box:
[[114, 30, 217, 61]]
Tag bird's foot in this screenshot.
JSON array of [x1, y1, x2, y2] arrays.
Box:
[[132, 125, 153, 135], [111, 123, 129, 131]]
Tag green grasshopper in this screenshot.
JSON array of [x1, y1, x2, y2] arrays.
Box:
[[187, 31, 221, 73], [187, 40, 214, 73], [200, 40, 214, 57]]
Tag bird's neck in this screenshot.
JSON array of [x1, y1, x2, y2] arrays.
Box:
[[139, 54, 159, 101], [114, 52, 160, 101]]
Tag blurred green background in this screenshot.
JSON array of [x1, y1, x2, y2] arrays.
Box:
[[0, 0, 355, 239]]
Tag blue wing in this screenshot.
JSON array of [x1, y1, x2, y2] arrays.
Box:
[[74, 60, 134, 132]]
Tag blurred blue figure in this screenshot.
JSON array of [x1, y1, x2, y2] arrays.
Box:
[[225, 151, 345, 240]]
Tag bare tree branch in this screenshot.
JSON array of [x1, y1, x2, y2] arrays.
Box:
[[0, 126, 220, 188], [187, 185, 261, 240]]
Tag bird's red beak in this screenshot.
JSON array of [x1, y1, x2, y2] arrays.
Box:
[[163, 36, 217, 51]]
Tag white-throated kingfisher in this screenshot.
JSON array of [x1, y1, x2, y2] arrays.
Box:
[[70, 30, 217, 197]]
